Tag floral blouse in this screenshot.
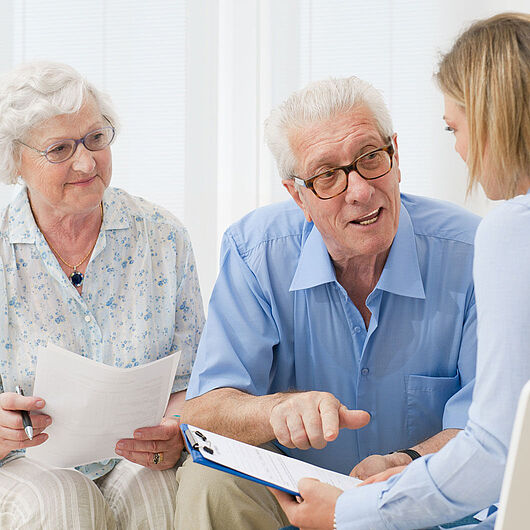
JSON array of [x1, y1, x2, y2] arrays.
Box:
[[0, 186, 204, 478]]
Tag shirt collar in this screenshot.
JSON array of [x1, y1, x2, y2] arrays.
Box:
[[289, 223, 337, 291], [7, 187, 38, 244], [101, 188, 130, 231], [376, 203, 425, 299], [7, 186, 129, 245], [289, 200, 425, 299]]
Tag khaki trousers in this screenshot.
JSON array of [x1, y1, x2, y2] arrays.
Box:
[[0, 456, 179, 530], [174, 444, 290, 530]]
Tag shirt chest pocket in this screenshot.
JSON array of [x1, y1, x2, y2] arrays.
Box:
[[405, 373, 460, 446]]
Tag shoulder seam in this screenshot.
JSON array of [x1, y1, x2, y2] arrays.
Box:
[[232, 231, 304, 259], [413, 232, 475, 247]]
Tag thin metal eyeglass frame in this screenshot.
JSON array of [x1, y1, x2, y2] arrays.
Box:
[[293, 141, 395, 200], [15, 122, 116, 164]]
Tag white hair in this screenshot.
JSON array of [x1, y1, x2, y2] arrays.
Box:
[[264, 76, 394, 179], [0, 60, 119, 185]]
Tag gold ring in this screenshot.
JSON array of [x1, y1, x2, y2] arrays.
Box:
[[152, 452, 163, 465]]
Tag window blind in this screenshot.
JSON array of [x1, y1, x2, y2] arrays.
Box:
[[12, 0, 187, 218], [297, 0, 445, 197]]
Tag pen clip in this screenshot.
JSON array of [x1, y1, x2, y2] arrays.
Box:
[[186, 429, 214, 455], [184, 428, 200, 451]]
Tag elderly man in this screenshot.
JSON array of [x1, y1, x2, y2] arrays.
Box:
[[175, 77, 479, 530]]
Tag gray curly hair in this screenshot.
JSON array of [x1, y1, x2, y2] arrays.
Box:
[[0, 60, 119, 185], [264, 76, 393, 179]]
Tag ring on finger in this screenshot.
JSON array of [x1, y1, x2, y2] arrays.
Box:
[[152, 452, 163, 465]]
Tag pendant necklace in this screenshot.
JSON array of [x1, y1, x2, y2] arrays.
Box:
[[36, 203, 103, 288]]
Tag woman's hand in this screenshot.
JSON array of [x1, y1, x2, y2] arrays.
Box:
[[0, 392, 52, 459], [114, 415, 183, 471], [269, 478, 343, 530]]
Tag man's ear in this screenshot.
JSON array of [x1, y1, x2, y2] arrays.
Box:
[[392, 133, 401, 184], [283, 179, 312, 223]]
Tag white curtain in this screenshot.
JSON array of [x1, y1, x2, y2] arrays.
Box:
[[1, 0, 527, 303]]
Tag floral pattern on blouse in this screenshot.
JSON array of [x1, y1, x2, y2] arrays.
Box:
[[0, 186, 204, 478]]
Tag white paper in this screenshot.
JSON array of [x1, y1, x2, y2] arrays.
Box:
[[26, 344, 180, 468], [186, 425, 360, 494]]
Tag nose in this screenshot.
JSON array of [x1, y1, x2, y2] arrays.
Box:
[[71, 144, 96, 173], [343, 170, 375, 204]]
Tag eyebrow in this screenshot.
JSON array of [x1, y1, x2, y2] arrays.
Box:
[[40, 120, 106, 145], [308, 140, 382, 175]]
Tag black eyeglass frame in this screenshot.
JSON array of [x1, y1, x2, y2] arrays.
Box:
[[15, 118, 116, 164], [292, 141, 395, 200]]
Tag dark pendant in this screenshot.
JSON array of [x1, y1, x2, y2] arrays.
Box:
[[70, 271, 84, 287]]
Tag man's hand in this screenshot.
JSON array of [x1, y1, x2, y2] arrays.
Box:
[[115, 416, 183, 470], [350, 451, 410, 480], [359, 465, 407, 486], [269, 478, 342, 530], [269, 391, 370, 450]]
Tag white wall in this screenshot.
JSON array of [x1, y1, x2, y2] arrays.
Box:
[[1, 1, 528, 305]]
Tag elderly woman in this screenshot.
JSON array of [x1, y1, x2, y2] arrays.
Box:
[[272, 12, 530, 530], [0, 61, 204, 529]]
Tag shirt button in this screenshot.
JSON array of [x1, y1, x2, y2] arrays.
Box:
[[361, 368, 369, 375], [84, 315, 91, 323], [354, 326, 361, 334]]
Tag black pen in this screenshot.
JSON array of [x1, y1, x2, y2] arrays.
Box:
[[15, 386, 34, 440]]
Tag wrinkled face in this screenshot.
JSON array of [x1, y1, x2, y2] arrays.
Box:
[[283, 107, 401, 263], [17, 97, 112, 216]]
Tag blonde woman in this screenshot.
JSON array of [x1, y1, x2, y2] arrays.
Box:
[[272, 12, 530, 530]]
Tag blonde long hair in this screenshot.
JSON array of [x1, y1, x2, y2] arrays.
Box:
[[436, 12, 530, 198]]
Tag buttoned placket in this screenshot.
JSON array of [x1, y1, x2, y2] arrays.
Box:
[[335, 281, 385, 458], [34, 223, 107, 363]]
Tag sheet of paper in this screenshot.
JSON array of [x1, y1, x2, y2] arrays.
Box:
[[187, 425, 360, 493], [26, 344, 180, 468]]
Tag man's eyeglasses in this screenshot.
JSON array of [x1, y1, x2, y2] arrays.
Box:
[[293, 141, 395, 200], [16, 125, 116, 164]]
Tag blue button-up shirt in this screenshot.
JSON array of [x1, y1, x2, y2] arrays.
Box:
[[335, 190, 530, 529], [187, 193, 480, 475]]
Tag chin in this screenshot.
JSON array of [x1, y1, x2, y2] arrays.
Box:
[[348, 238, 393, 259]]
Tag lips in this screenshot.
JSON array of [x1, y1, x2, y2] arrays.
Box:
[[69, 175, 97, 185], [351, 208, 381, 226]]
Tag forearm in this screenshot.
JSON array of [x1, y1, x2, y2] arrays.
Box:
[[338, 422, 504, 528], [391, 428, 461, 466], [164, 390, 187, 417], [181, 388, 283, 445]]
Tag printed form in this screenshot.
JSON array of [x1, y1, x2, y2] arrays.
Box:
[[187, 426, 360, 493], [26, 344, 179, 467]]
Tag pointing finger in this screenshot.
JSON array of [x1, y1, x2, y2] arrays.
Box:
[[339, 407, 370, 431]]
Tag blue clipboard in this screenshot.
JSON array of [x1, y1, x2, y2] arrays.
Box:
[[181, 423, 299, 496]]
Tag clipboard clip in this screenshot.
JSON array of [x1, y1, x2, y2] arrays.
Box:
[[185, 428, 214, 455]]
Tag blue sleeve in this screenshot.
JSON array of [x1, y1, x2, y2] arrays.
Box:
[[442, 287, 477, 430], [186, 230, 280, 398]]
